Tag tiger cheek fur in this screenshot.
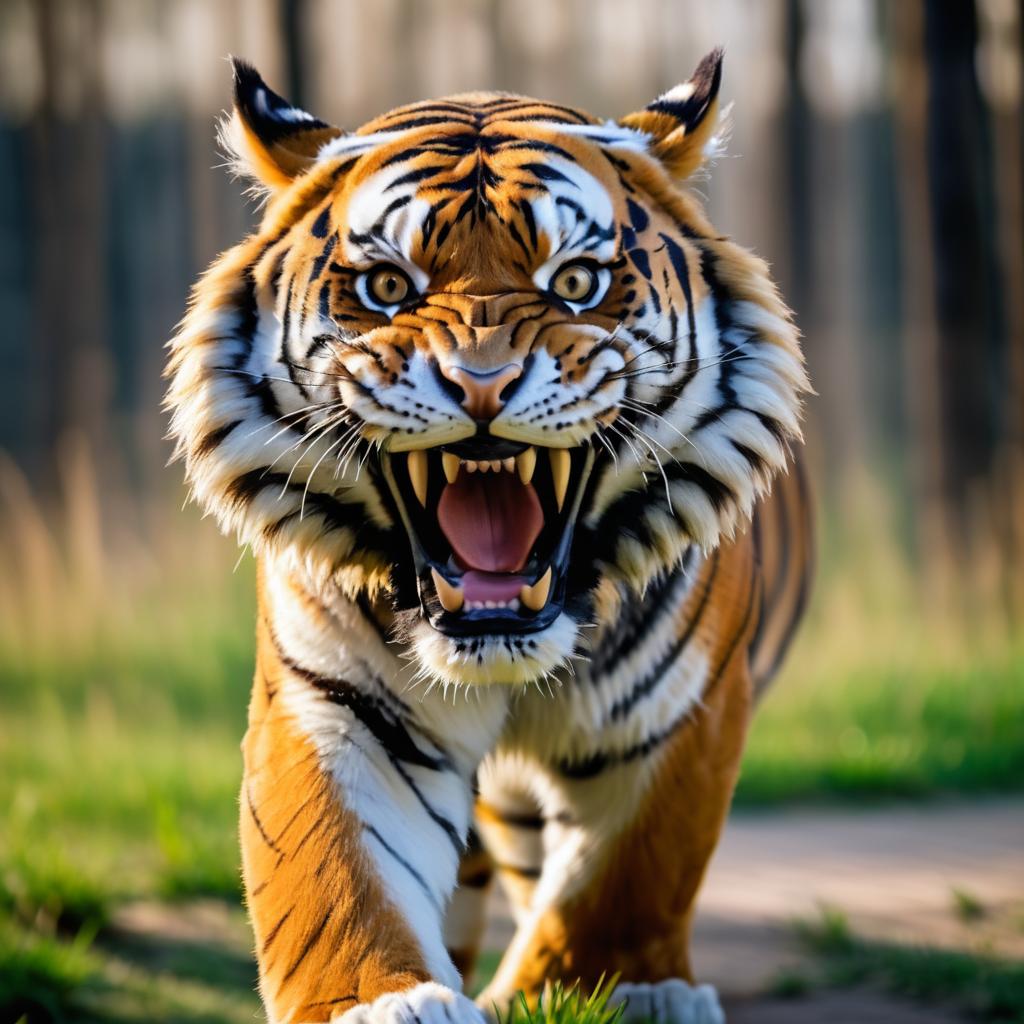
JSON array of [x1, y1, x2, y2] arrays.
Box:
[[166, 49, 811, 1024]]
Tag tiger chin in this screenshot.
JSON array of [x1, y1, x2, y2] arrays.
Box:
[[166, 48, 812, 1024]]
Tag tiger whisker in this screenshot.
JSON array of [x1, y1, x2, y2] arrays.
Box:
[[616, 419, 676, 509], [603, 421, 647, 476], [279, 409, 353, 497], [300, 429, 354, 520], [619, 399, 708, 467], [261, 406, 352, 480]]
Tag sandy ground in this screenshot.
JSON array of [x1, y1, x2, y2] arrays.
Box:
[[692, 799, 1024, 990]]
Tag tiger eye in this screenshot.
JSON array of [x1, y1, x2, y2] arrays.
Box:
[[367, 265, 411, 306], [550, 263, 598, 304]]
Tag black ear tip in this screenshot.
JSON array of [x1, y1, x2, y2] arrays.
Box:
[[693, 46, 724, 96], [230, 57, 265, 102]]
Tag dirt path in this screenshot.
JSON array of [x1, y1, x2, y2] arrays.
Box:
[[692, 798, 1023, 993], [112, 801, 1023, 1023]]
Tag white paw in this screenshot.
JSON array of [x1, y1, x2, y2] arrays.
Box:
[[335, 982, 486, 1024], [611, 979, 724, 1024]]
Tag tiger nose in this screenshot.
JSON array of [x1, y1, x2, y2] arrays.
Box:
[[441, 363, 522, 421]]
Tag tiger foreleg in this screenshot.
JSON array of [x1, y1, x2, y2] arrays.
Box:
[[242, 613, 507, 1024], [476, 660, 751, 1023]]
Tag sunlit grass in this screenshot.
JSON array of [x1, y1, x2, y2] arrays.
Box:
[[795, 906, 1024, 1022], [738, 639, 1024, 804], [495, 977, 623, 1024]]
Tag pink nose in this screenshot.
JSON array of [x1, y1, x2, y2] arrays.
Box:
[[441, 364, 522, 420]]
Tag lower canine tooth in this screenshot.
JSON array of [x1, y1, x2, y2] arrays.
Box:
[[516, 447, 536, 485], [442, 452, 460, 484], [550, 449, 570, 511], [431, 568, 464, 612], [519, 567, 552, 612], [408, 450, 429, 506]]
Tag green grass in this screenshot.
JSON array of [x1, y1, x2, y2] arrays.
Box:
[[796, 906, 1024, 1022], [495, 977, 623, 1024], [737, 643, 1024, 805], [0, 922, 102, 1023], [0, 915, 261, 1024]]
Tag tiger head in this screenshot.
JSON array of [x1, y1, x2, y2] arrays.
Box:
[[166, 51, 808, 688]]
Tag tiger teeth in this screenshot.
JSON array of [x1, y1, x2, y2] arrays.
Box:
[[456, 457, 523, 475], [442, 452, 461, 484], [414, 445, 551, 500], [408, 450, 429, 506], [516, 447, 536, 485], [431, 568, 464, 612], [465, 598, 520, 611], [519, 567, 552, 612], [549, 449, 571, 511]]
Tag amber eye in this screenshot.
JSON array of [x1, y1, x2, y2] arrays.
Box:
[[550, 262, 599, 305], [364, 265, 414, 308]]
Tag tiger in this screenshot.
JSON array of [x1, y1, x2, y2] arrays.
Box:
[[165, 48, 812, 1024]]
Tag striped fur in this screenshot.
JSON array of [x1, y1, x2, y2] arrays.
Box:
[[166, 50, 811, 1024]]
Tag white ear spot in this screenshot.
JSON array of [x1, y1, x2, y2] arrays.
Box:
[[657, 82, 697, 105]]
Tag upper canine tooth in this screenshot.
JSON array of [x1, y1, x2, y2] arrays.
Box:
[[550, 449, 571, 511], [516, 447, 536, 485], [408, 450, 429, 506], [502, 457, 515, 474], [431, 568, 464, 612], [442, 452, 460, 484], [519, 567, 552, 612]]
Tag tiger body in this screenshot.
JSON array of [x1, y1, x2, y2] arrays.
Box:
[[167, 51, 811, 1024]]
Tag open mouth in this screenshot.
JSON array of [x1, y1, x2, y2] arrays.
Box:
[[384, 438, 594, 636]]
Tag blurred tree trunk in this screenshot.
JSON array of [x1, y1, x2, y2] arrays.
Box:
[[891, 0, 1003, 607], [280, 0, 309, 108], [890, 0, 953, 603], [923, 0, 999, 538], [987, 3, 1024, 619], [30, 0, 111, 497]]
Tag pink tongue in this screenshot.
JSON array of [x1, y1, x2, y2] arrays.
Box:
[[460, 571, 524, 603], [436, 472, 542, 573]]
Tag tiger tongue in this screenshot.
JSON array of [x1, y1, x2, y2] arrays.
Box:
[[436, 472, 543, 573]]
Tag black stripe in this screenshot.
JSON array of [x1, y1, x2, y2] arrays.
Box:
[[247, 786, 282, 854], [365, 824, 441, 911], [606, 552, 719, 721], [274, 647, 448, 771], [496, 862, 541, 880], [194, 420, 239, 458], [281, 903, 336, 983], [309, 234, 336, 280], [261, 907, 293, 955], [559, 567, 757, 780], [310, 207, 331, 238], [271, 639, 464, 855]]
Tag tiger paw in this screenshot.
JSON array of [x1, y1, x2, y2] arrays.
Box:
[[611, 979, 724, 1024], [334, 982, 487, 1024]]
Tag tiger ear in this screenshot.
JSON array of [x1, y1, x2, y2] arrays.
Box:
[[619, 47, 725, 180], [221, 58, 345, 191]]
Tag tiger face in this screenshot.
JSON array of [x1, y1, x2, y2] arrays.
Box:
[[166, 51, 808, 687]]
